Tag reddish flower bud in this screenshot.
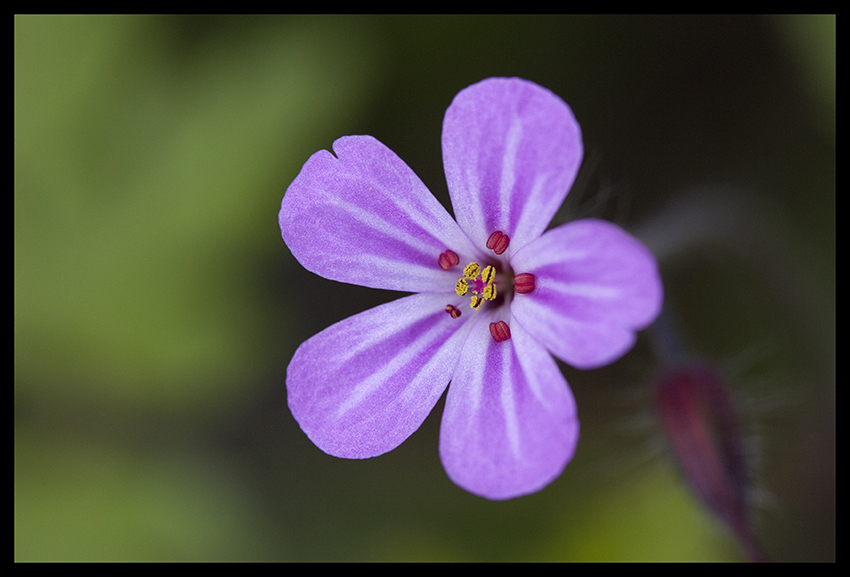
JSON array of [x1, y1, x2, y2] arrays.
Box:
[[655, 365, 766, 562]]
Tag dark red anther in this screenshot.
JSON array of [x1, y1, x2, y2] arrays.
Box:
[[489, 320, 511, 342], [486, 231, 501, 250], [514, 273, 536, 294], [445, 304, 462, 319], [486, 231, 510, 255], [438, 250, 460, 271]]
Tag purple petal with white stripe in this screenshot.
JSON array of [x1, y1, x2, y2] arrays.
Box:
[[510, 219, 663, 369], [439, 314, 579, 500], [286, 292, 474, 459], [280, 135, 481, 293], [441, 77, 583, 257]]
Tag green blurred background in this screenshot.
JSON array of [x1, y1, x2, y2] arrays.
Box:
[[15, 15, 834, 561]]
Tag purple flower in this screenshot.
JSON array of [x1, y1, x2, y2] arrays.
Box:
[[279, 77, 663, 500]]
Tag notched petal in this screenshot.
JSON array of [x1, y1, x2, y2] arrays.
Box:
[[280, 135, 479, 292]]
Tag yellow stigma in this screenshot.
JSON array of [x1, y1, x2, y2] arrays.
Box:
[[455, 261, 499, 309]]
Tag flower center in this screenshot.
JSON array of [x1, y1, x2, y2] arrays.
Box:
[[455, 262, 498, 310], [438, 231, 536, 342]]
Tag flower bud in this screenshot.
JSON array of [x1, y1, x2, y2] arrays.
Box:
[[655, 365, 766, 561]]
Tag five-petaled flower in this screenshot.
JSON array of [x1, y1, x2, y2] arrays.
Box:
[[279, 77, 663, 500]]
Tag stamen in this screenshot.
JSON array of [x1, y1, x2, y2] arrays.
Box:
[[489, 321, 511, 342], [456, 261, 499, 309], [445, 304, 462, 319], [482, 283, 497, 300], [514, 273, 536, 294], [486, 231, 510, 255], [485, 231, 501, 250], [438, 250, 459, 271], [481, 265, 495, 284]]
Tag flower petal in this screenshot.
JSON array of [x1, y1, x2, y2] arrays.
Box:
[[442, 77, 583, 256], [287, 292, 475, 459], [439, 314, 579, 500], [280, 135, 481, 292], [510, 218, 663, 369]]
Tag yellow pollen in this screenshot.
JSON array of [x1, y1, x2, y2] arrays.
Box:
[[482, 283, 497, 300], [481, 265, 495, 284], [455, 261, 499, 309]]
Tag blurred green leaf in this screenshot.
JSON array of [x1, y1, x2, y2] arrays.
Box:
[[550, 465, 737, 562], [15, 15, 381, 411], [15, 426, 277, 561]]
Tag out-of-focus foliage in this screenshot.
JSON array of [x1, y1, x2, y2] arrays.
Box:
[[16, 14, 380, 561], [15, 15, 378, 410]]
